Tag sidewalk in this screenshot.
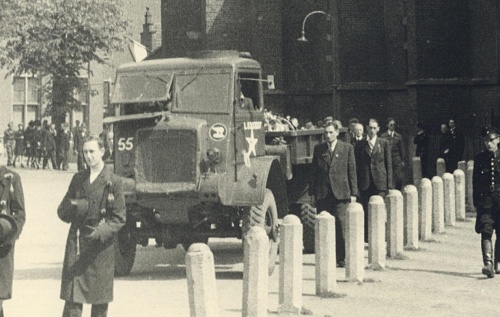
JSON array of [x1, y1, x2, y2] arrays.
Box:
[[287, 216, 500, 317]]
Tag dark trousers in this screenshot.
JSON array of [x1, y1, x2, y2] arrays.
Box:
[[57, 149, 69, 170], [360, 180, 387, 242], [43, 149, 57, 169], [62, 301, 108, 317], [316, 190, 348, 263]]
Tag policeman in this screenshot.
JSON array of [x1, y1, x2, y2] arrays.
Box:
[[0, 165, 26, 317], [473, 126, 500, 278]]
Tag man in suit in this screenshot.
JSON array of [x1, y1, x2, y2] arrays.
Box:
[[473, 126, 500, 278], [447, 118, 465, 173], [310, 121, 358, 267], [355, 118, 393, 241], [380, 118, 406, 190], [102, 131, 115, 163]]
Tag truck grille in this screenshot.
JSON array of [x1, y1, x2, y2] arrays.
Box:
[[136, 129, 198, 183]]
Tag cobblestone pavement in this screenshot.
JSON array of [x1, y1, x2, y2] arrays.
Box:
[[2, 159, 500, 316]]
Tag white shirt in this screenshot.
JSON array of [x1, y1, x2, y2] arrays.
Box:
[[368, 136, 377, 152], [328, 139, 338, 153]]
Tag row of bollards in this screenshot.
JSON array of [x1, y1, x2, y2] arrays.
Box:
[[185, 157, 473, 316]]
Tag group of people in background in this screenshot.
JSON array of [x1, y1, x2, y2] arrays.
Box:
[[309, 115, 466, 268], [2, 120, 115, 173]]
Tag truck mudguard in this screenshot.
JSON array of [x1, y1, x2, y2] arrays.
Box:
[[218, 156, 288, 218]]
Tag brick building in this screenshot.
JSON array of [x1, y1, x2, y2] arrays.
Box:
[[157, 0, 500, 164], [0, 1, 161, 137]]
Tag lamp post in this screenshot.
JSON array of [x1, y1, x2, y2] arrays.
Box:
[[297, 10, 330, 42]]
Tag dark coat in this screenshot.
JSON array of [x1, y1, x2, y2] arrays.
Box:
[[0, 167, 26, 299], [380, 131, 406, 186], [57, 129, 72, 154], [472, 149, 500, 208], [448, 127, 465, 163], [43, 129, 57, 152], [310, 141, 358, 201], [58, 166, 125, 304], [355, 137, 393, 192]]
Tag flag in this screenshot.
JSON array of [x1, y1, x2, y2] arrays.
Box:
[[128, 40, 148, 62]]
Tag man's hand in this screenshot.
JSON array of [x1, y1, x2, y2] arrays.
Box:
[[84, 225, 100, 241]]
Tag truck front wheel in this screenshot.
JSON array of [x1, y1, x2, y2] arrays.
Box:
[[242, 189, 280, 275], [114, 224, 137, 277]]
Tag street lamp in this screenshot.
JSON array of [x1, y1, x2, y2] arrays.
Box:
[[297, 10, 330, 42]]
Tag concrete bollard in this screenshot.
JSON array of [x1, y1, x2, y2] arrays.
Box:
[[436, 158, 446, 177], [454, 169, 466, 220], [315, 211, 336, 295], [386, 190, 404, 258], [419, 178, 433, 241], [432, 176, 445, 234], [412, 157, 423, 189], [278, 215, 302, 315], [466, 160, 474, 211], [346, 202, 365, 282], [457, 160, 466, 175], [242, 226, 269, 317], [403, 185, 419, 250], [368, 196, 386, 270], [443, 173, 456, 227], [186, 243, 220, 317]]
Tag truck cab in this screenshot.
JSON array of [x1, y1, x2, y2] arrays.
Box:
[[107, 51, 287, 275]]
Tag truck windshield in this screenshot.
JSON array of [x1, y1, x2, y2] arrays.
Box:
[[112, 73, 173, 104], [174, 72, 231, 114]]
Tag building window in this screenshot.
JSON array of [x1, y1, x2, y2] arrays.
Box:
[[71, 78, 89, 128], [12, 76, 41, 127]]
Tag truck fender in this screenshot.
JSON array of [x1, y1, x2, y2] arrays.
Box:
[[219, 156, 288, 219], [265, 144, 292, 180]]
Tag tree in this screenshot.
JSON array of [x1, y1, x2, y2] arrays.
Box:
[[0, 0, 130, 123]]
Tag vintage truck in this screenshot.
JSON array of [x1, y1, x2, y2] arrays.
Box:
[[105, 50, 323, 276]]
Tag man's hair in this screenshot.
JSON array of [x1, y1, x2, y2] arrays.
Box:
[[82, 135, 105, 149], [324, 121, 340, 131], [387, 117, 395, 124], [368, 118, 379, 126], [348, 118, 359, 125]]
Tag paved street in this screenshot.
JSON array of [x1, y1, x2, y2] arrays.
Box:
[[3, 162, 500, 316]]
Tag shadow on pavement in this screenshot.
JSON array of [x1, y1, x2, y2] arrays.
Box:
[[388, 266, 480, 279]]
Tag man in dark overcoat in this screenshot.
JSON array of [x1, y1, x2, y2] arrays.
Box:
[[380, 117, 406, 190], [58, 135, 125, 317], [310, 121, 358, 267], [0, 165, 26, 317], [473, 126, 500, 278], [447, 118, 465, 173], [57, 123, 72, 171], [43, 123, 58, 170], [73, 125, 88, 172], [355, 118, 393, 241]]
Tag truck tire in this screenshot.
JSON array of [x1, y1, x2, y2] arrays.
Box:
[[300, 203, 317, 254], [242, 189, 280, 275], [114, 224, 137, 277]]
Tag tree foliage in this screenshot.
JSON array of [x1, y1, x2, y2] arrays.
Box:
[[0, 0, 130, 118]]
